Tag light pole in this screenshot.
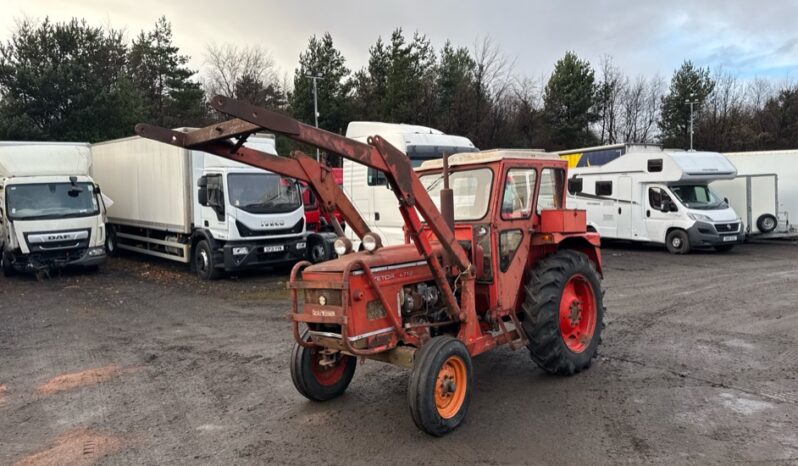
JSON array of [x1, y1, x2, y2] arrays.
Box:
[[685, 93, 699, 151], [306, 74, 323, 160]]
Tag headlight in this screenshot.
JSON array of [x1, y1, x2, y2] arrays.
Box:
[[87, 247, 105, 257], [333, 237, 352, 256], [232, 246, 249, 255], [362, 232, 382, 252], [318, 295, 327, 306], [688, 213, 712, 222]]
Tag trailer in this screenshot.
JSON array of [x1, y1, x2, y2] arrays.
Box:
[[715, 150, 798, 238], [0, 142, 107, 275], [90, 133, 331, 279]]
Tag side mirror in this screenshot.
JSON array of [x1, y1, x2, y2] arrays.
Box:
[[567, 177, 583, 194], [197, 175, 208, 188], [198, 187, 208, 206], [723, 197, 729, 204]]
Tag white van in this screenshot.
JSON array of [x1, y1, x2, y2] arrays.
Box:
[[342, 122, 477, 246], [560, 144, 742, 254]]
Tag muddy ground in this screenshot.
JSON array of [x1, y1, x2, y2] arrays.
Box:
[[1, 242, 797, 465]]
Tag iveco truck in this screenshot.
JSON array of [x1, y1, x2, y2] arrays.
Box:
[[91, 133, 313, 280], [560, 144, 742, 254], [0, 143, 107, 276]]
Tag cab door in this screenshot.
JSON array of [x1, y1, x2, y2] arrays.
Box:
[[645, 184, 678, 243], [199, 172, 228, 240]]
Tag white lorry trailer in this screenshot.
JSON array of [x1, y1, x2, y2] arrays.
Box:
[[559, 144, 742, 254], [713, 150, 798, 237], [342, 122, 477, 246], [0, 143, 107, 275], [91, 133, 311, 280]]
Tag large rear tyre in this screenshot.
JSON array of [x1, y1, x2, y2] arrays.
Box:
[[523, 250, 603, 375], [194, 240, 222, 281], [290, 330, 356, 402], [665, 229, 690, 254], [408, 335, 473, 437]]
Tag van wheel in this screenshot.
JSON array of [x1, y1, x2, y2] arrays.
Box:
[[2, 250, 17, 277], [666, 230, 690, 254], [194, 240, 222, 280], [756, 214, 777, 233]]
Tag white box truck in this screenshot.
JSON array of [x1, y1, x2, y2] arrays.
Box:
[[560, 144, 743, 254], [90, 133, 310, 280], [0, 142, 107, 275], [713, 150, 798, 237], [342, 122, 477, 247]]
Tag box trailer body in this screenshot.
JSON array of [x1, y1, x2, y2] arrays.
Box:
[[342, 122, 477, 247], [91, 134, 312, 278], [0, 142, 107, 275], [713, 150, 798, 237], [560, 144, 743, 253]]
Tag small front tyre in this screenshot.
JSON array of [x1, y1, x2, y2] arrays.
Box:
[[290, 330, 356, 401], [408, 336, 473, 436], [1, 250, 17, 277], [665, 229, 690, 254]]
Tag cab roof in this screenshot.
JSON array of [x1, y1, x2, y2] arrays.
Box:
[[418, 149, 556, 170]]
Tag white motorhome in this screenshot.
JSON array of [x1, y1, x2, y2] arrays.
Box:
[[713, 150, 798, 237], [91, 133, 313, 280], [342, 122, 477, 247], [560, 144, 742, 253], [0, 143, 107, 275]]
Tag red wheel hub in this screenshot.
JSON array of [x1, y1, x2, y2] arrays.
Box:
[[558, 274, 597, 353], [309, 350, 348, 386]]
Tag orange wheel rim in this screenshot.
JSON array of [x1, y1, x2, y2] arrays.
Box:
[[435, 356, 467, 419]]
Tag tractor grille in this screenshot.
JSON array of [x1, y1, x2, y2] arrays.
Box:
[[715, 222, 739, 233], [304, 289, 343, 306]]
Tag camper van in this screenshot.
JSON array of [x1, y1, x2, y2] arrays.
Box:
[[560, 144, 742, 254], [342, 122, 477, 247]]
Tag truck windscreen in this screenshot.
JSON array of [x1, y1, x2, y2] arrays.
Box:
[[670, 185, 727, 210], [228, 173, 301, 214], [6, 182, 99, 220]]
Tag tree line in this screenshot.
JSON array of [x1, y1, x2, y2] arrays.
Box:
[[1, 17, 797, 157]]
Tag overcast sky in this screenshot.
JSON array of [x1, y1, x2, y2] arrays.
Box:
[[3, 0, 798, 84]]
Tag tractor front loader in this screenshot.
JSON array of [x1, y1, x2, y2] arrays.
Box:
[[137, 96, 605, 436]]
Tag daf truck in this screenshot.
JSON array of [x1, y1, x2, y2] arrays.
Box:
[[342, 122, 477, 247], [0, 143, 107, 276], [560, 144, 742, 254], [90, 133, 315, 280]]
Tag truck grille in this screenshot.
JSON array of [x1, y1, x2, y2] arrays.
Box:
[[236, 218, 304, 237], [24, 229, 90, 252], [715, 222, 739, 233]]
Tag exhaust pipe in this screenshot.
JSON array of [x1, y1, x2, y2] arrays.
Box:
[[440, 152, 455, 232]]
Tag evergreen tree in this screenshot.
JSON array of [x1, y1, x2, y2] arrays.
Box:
[[659, 60, 714, 149], [434, 42, 476, 134], [543, 51, 599, 149], [288, 33, 351, 134], [129, 17, 206, 128], [0, 18, 144, 141]]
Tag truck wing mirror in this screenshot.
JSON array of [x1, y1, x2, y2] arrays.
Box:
[[198, 187, 208, 206], [197, 175, 208, 188], [567, 177, 583, 194]]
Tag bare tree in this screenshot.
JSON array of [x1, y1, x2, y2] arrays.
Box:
[[471, 36, 516, 146], [618, 74, 664, 143], [203, 43, 280, 98], [595, 56, 624, 144]]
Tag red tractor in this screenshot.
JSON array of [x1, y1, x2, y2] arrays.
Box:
[[137, 97, 604, 436]]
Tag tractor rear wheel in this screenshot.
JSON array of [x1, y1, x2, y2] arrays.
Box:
[[290, 330, 356, 401], [407, 335, 473, 436], [523, 249, 603, 375]]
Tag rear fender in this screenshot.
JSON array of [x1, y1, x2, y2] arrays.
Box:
[[556, 234, 603, 276]]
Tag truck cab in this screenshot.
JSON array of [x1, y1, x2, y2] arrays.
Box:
[[1, 143, 107, 275]]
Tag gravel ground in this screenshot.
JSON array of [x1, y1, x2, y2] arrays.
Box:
[[1, 242, 797, 465]]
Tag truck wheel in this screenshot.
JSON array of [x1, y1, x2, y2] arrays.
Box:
[[105, 227, 120, 257], [290, 330, 356, 401], [665, 229, 690, 254], [194, 240, 222, 280], [2, 250, 17, 277], [308, 237, 328, 264], [523, 250, 603, 376], [756, 214, 777, 233], [408, 335, 473, 436]]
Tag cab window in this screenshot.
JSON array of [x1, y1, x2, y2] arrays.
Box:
[[501, 168, 537, 219], [537, 168, 564, 212]]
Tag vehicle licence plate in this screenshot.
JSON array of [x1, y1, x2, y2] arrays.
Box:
[[723, 236, 737, 242], [263, 245, 285, 253]]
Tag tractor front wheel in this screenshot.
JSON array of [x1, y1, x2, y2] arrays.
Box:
[[523, 249, 604, 375], [408, 335, 473, 436], [290, 330, 356, 401]]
